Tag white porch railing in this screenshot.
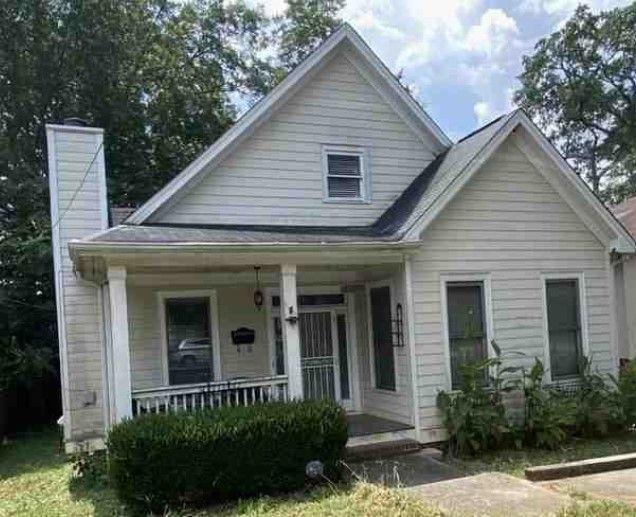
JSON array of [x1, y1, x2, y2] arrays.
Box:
[[131, 375, 289, 415]]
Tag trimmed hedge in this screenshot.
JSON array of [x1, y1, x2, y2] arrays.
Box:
[[107, 400, 348, 512]]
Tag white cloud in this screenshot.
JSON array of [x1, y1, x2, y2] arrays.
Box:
[[473, 102, 492, 126], [464, 9, 519, 56], [241, 0, 632, 136]]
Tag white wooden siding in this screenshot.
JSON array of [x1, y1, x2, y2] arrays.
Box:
[[48, 126, 107, 441], [410, 138, 612, 433], [156, 52, 435, 226], [353, 272, 413, 425]]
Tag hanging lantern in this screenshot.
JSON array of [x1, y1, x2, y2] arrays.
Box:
[[253, 266, 263, 310]]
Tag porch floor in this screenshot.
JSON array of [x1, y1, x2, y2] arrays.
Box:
[[346, 413, 413, 438]]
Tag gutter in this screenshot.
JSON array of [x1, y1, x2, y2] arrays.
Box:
[[69, 238, 423, 261]]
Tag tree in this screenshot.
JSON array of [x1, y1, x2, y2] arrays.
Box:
[[275, 0, 344, 73], [0, 0, 344, 430], [514, 3, 636, 202]]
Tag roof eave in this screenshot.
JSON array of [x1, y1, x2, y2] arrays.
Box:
[[68, 238, 422, 261]]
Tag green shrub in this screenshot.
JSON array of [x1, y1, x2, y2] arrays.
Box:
[[437, 344, 519, 456], [107, 400, 348, 513], [617, 360, 636, 427], [523, 359, 576, 449], [572, 358, 624, 437]]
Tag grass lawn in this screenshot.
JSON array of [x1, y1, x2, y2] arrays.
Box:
[[3, 428, 636, 516], [0, 427, 439, 516], [448, 431, 636, 478]]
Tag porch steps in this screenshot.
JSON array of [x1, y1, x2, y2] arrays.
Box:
[[346, 438, 421, 462]]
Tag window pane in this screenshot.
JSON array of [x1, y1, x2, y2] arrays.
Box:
[[165, 297, 213, 385], [327, 154, 361, 176], [337, 314, 350, 400], [327, 177, 361, 198], [446, 282, 487, 389], [370, 286, 395, 391], [546, 280, 582, 378]]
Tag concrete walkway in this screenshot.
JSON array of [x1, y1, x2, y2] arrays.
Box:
[[348, 451, 461, 487], [409, 472, 572, 516], [542, 467, 636, 506]]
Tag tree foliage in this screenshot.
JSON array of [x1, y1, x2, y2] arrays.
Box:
[[0, 0, 342, 427], [514, 3, 636, 201]]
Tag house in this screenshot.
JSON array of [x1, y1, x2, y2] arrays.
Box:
[[610, 197, 636, 362], [46, 24, 635, 453]]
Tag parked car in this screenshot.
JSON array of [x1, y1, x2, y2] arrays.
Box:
[[171, 338, 211, 365]]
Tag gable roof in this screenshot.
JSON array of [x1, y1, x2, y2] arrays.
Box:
[[125, 23, 451, 225], [73, 109, 635, 255]]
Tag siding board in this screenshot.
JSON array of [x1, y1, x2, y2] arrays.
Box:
[[156, 52, 435, 226], [409, 138, 612, 433]]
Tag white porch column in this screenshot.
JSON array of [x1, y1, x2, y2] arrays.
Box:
[[280, 264, 303, 399], [107, 266, 133, 421]]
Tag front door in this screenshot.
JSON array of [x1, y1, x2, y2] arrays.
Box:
[[298, 308, 353, 408]]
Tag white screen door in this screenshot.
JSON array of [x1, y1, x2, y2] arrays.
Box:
[[298, 308, 352, 408]]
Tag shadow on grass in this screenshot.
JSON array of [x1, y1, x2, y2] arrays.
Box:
[[0, 426, 65, 480], [68, 473, 125, 517]]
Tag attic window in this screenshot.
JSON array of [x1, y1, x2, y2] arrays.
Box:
[[323, 147, 368, 201]]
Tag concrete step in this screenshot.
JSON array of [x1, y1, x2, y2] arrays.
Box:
[[346, 438, 421, 462]]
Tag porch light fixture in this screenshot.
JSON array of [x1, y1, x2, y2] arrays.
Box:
[[253, 266, 263, 310], [285, 305, 298, 325], [392, 303, 405, 347]]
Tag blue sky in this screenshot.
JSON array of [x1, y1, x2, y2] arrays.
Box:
[[249, 0, 630, 141]]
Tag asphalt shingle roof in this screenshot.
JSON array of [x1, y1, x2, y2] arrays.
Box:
[[85, 114, 513, 247]]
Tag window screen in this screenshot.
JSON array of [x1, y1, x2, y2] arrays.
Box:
[[546, 279, 582, 379], [446, 282, 488, 390], [370, 286, 396, 391], [326, 153, 363, 199], [165, 297, 213, 385]]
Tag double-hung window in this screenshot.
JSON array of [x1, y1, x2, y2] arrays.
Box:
[[445, 281, 489, 390], [544, 278, 584, 379], [323, 148, 367, 201], [163, 296, 216, 385]]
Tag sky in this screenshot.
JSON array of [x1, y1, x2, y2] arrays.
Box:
[[249, 0, 630, 141]]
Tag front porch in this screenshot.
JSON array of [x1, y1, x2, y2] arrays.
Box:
[[95, 254, 419, 443]]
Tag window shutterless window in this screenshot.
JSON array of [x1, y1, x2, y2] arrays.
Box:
[[446, 282, 488, 390], [164, 297, 214, 385], [323, 148, 367, 201], [369, 285, 396, 391], [545, 279, 583, 379]]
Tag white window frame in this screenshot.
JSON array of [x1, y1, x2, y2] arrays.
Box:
[[540, 272, 589, 384], [440, 273, 494, 391], [366, 279, 399, 393], [157, 289, 222, 385], [322, 145, 370, 203]]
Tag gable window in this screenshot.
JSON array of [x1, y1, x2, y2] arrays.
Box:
[[323, 148, 368, 201], [445, 280, 489, 390], [544, 277, 585, 380]]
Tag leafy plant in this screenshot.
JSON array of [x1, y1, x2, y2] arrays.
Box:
[[616, 360, 636, 428], [522, 359, 576, 449], [437, 341, 519, 456], [107, 400, 347, 513], [573, 357, 624, 437]]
